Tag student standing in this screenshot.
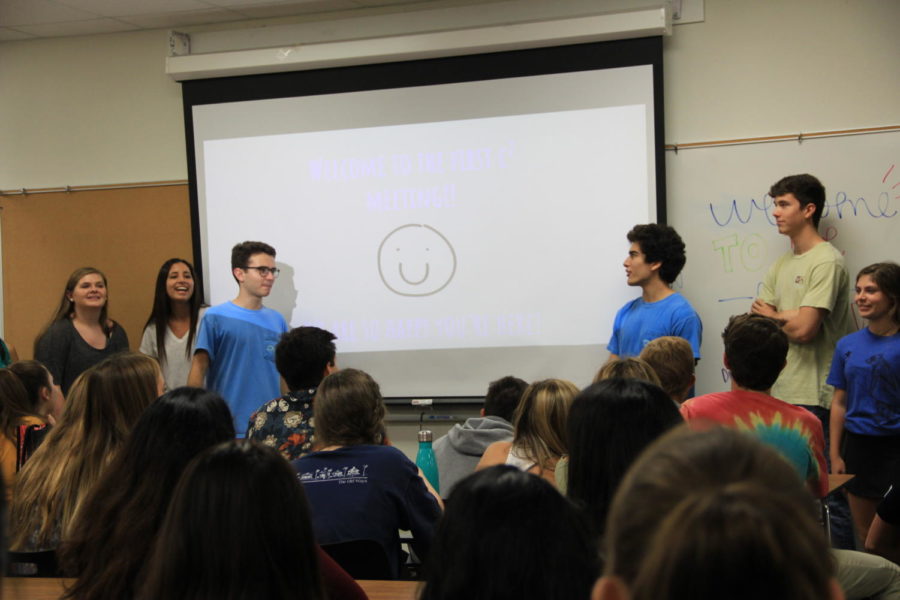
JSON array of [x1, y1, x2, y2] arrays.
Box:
[[607, 224, 702, 362], [828, 262, 900, 548], [34, 267, 129, 396], [188, 241, 289, 434], [751, 173, 855, 547], [140, 258, 206, 391]]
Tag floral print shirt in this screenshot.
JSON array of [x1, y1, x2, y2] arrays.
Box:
[[246, 388, 316, 460]]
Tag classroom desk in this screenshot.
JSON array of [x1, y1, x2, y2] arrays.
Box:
[[1, 577, 419, 600], [829, 473, 854, 494]]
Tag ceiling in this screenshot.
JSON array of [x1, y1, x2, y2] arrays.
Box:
[[0, 0, 480, 42]]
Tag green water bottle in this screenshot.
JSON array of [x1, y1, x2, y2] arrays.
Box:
[[416, 429, 440, 494]]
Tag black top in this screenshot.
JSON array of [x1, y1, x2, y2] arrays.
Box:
[[34, 319, 129, 394]]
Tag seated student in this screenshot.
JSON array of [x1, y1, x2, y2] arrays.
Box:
[[639, 336, 696, 404], [9, 352, 162, 553], [139, 441, 324, 600], [0, 367, 51, 500], [592, 357, 660, 386], [59, 387, 236, 600], [247, 326, 338, 459], [476, 379, 578, 486], [433, 375, 526, 497], [420, 465, 597, 600], [680, 314, 828, 498], [596, 427, 841, 600], [292, 369, 441, 580], [564, 378, 682, 538]]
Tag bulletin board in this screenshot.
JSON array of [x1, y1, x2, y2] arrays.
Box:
[[0, 183, 193, 359]]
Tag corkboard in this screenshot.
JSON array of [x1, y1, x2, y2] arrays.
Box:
[[1, 184, 193, 359]]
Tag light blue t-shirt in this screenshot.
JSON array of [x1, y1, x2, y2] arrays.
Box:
[[195, 301, 288, 435], [607, 292, 702, 359]]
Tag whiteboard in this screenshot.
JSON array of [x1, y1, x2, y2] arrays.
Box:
[[668, 130, 900, 395]]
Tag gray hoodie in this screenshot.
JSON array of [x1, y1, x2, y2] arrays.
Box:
[[432, 415, 514, 498]]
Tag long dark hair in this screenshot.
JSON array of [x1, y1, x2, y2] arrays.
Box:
[[0, 368, 44, 442], [60, 387, 234, 599], [420, 465, 597, 600], [138, 441, 323, 600], [566, 378, 682, 538], [36, 268, 112, 351], [143, 258, 203, 367]]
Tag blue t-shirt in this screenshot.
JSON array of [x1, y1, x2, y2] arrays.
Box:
[[607, 292, 703, 359], [195, 301, 288, 434], [827, 327, 900, 436], [293, 445, 440, 578]]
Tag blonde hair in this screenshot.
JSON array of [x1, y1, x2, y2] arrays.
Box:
[[639, 336, 695, 402], [511, 379, 578, 474], [9, 352, 159, 551], [593, 357, 661, 386]]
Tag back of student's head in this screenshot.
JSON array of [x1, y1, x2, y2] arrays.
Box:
[[314, 368, 385, 446], [512, 379, 578, 470], [769, 173, 826, 229], [6, 360, 52, 414], [61, 387, 235, 598], [566, 378, 682, 538], [639, 336, 695, 403], [723, 314, 788, 391], [602, 427, 834, 600], [0, 368, 40, 441], [275, 326, 337, 390], [483, 375, 527, 422], [626, 224, 687, 284], [9, 352, 160, 551], [421, 465, 597, 600], [139, 440, 323, 600], [593, 357, 661, 386]]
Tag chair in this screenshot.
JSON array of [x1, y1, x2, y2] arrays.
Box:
[[321, 539, 395, 580], [6, 550, 62, 577]]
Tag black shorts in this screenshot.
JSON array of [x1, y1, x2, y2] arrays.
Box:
[[842, 431, 900, 498]]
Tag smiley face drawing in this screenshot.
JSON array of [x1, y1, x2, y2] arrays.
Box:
[[378, 224, 457, 297]]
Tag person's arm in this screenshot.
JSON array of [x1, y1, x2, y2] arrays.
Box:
[[7, 342, 18, 363], [751, 301, 828, 344], [830, 388, 848, 474], [187, 351, 209, 388], [606, 353, 619, 363], [417, 467, 444, 510], [34, 323, 68, 401], [475, 441, 511, 471]]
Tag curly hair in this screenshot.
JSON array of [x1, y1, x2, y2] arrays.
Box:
[[626, 224, 687, 284]]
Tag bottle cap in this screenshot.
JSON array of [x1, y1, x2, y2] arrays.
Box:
[[418, 429, 433, 442]]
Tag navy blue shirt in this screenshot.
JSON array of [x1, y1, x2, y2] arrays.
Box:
[[293, 445, 440, 578]]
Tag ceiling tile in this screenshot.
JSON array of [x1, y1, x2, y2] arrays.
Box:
[[117, 8, 243, 29], [0, 26, 35, 40], [54, 0, 213, 18], [0, 0, 99, 27], [13, 17, 139, 37]]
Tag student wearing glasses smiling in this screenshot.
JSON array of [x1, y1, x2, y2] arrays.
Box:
[[188, 241, 289, 435]]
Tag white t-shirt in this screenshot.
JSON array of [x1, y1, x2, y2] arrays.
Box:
[[139, 307, 206, 391]]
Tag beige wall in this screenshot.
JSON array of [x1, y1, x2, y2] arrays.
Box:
[[1, 0, 897, 192]]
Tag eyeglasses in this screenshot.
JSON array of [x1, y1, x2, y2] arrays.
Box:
[[243, 266, 281, 278]]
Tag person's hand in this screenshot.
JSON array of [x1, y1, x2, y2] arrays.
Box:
[[751, 298, 776, 318], [831, 456, 846, 474]]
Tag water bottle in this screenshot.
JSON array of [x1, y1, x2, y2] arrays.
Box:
[[416, 429, 440, 494]]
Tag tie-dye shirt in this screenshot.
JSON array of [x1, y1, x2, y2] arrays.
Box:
[[681, 389, 828, 497]]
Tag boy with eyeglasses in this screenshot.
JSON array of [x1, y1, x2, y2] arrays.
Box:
[[188, 241, 289, 435]]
